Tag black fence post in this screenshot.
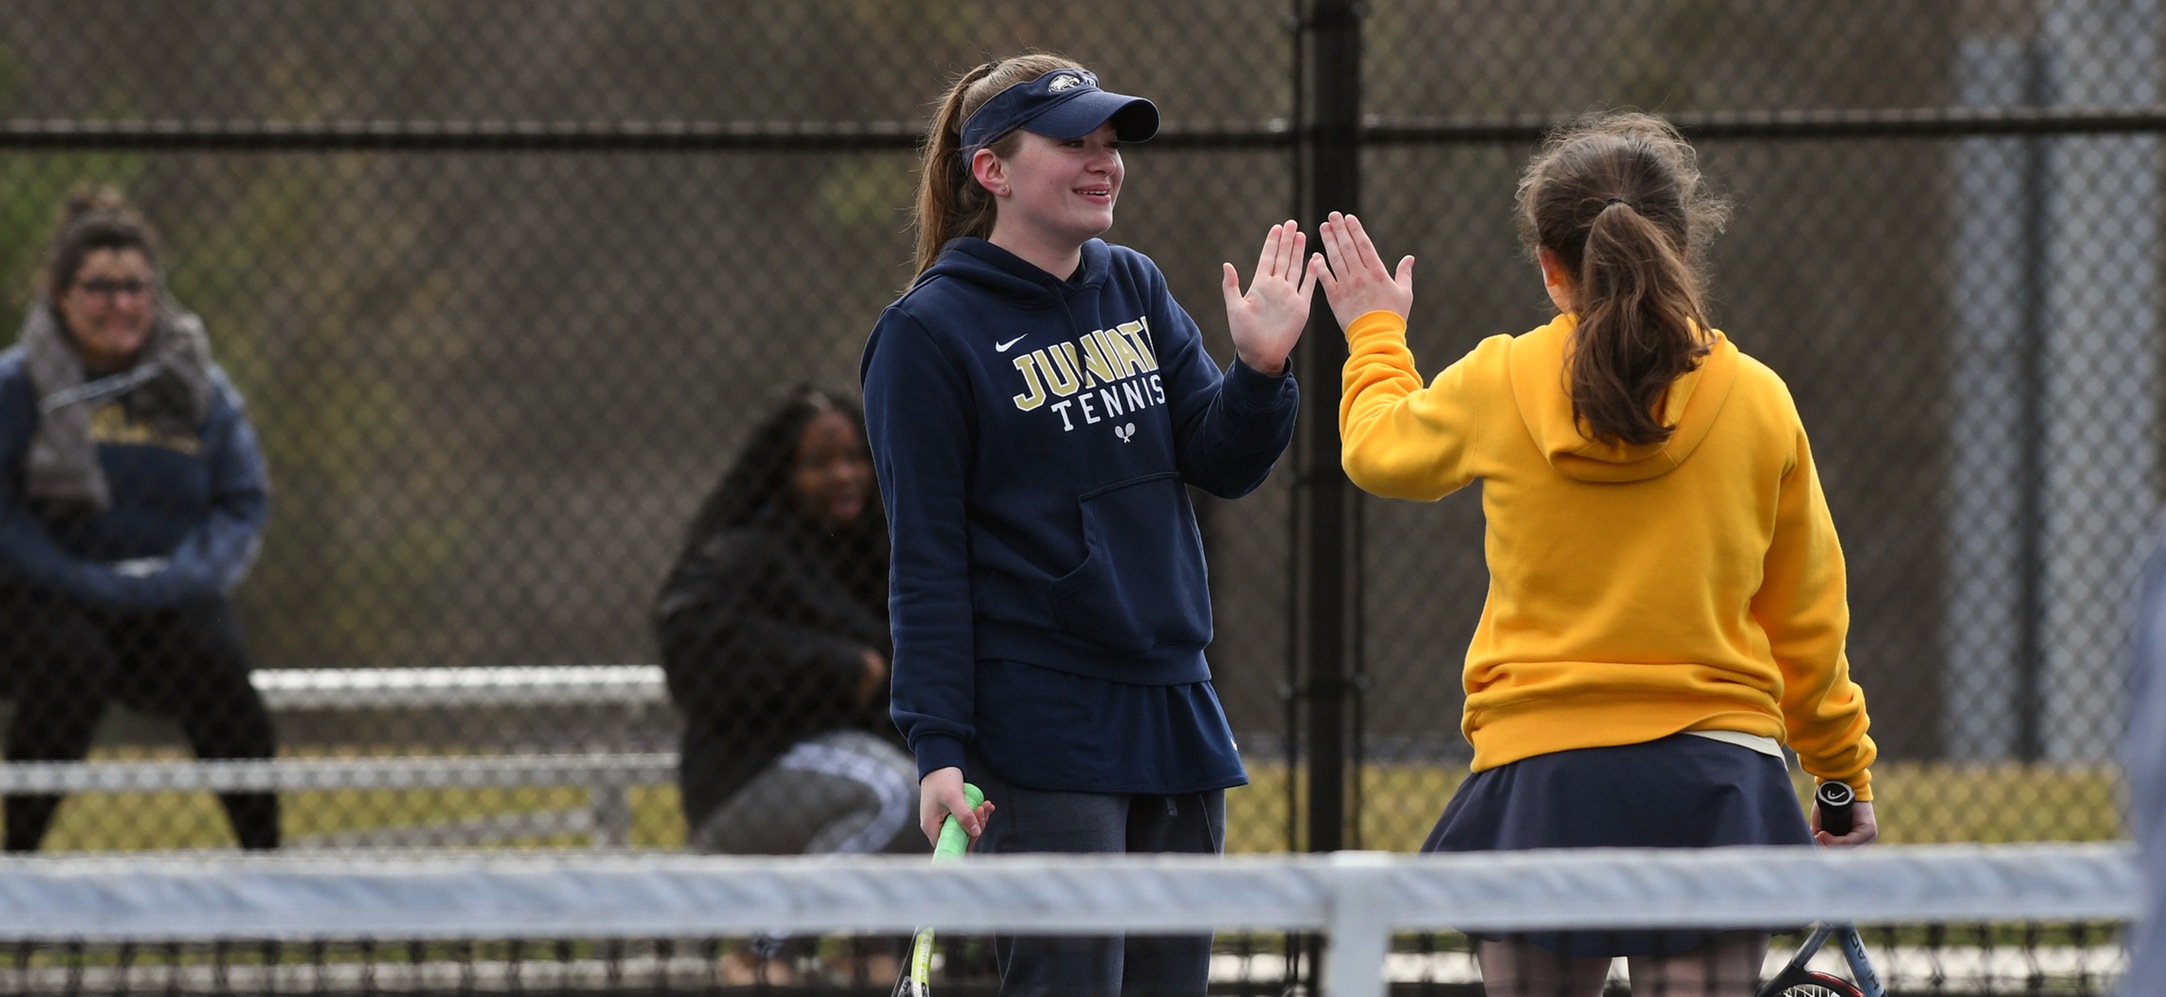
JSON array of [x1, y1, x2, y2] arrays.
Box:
[[1291, 3, 1364, 993], [2015, 38, 2047, 763], [1292, 0, 1363, 857]]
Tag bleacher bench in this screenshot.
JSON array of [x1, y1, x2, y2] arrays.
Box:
[[0, 666, 678, 850]]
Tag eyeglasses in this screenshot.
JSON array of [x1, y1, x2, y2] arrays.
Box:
[[75, 278, 153, 300]]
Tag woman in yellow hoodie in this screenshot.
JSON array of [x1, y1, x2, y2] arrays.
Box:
[[1309, 112, 1878, 996]]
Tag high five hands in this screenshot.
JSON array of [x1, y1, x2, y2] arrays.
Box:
[[1222, 220, 1315, 375], [1311, 211, 1416, 330], [1222, 213, 1415, 373]]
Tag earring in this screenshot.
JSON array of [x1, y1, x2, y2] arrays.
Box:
[[998, 185, 1011, 196]]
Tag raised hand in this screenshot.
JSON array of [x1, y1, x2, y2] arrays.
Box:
[[1221, 220, 1316, 374], [1310, 211, 1415, 330]]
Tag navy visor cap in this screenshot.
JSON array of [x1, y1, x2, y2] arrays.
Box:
[[960, 69, 1160, 155]]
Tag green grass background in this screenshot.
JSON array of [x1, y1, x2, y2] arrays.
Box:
[[40, 752, 2127, 853]]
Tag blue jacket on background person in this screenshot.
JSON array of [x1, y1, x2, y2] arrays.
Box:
[[0, 342, 268, 610]]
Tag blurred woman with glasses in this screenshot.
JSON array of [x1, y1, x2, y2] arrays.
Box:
[[0, 186, 278, 852]]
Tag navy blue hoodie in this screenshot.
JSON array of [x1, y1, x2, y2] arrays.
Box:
[[861, 237, 1296, 792]]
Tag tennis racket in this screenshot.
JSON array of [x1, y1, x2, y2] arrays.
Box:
[[1757, 922, 1884, 997], [892, 782, 985, 997], [1756, 781, 1885, 997]]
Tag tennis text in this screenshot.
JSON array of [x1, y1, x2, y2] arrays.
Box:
[[1008, 316, 1167, 432]]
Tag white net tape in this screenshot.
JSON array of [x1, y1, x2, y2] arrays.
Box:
[[0, 843, 2136, 997]]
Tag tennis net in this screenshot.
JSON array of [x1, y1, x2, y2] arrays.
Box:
[[0, 843, 2135, 996]]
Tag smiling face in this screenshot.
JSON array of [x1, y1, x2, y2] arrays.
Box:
[[57, 248, 158, 370], [978, 121, 1124, 274], [789, 408, 874, 530]]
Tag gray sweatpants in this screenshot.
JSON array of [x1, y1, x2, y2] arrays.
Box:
[[689, 728, 923, 856], [690, 729, 923, 960]]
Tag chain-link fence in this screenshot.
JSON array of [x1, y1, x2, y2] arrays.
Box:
[[0, 1, 2157, 860]]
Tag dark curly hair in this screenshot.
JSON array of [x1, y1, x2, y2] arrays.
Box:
[[667, 387, 887, 597], [44, 185, 161, 299]]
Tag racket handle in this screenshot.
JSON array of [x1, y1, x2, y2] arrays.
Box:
[[1816, 780, 1855, 837], [933, 783, 985, 861]]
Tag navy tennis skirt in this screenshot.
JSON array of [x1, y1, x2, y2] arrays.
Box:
[[1423, 733, 1814, 958]]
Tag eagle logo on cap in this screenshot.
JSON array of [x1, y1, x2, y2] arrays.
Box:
[[1047, 74, 1085, 93]]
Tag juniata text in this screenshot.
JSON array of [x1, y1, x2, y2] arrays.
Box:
[[1008, 317, 1167, 431]]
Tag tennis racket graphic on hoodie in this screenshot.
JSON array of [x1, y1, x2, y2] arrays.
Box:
[[893, 782, 985, 997]]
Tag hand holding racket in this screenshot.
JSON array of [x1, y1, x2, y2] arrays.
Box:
[[1813, 779, 1878, 846], [919, 766, 993, 846], [894, 782, 984, 997]]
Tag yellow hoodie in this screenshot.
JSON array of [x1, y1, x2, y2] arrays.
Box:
[[1340, 310, 1876, 799]]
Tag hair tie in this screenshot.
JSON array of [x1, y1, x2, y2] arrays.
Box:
[[1605, 197, 1629, 208]]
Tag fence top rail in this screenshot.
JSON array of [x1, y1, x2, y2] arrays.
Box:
[[0, 118, 1303, 152], [0, 754, 678, 794], [0, 105, 2159, 152], [0, 843, 2134, 941], [0, 118, 928, 151], [252, 665, 667, 710], [1368, 105, 2166, 143]]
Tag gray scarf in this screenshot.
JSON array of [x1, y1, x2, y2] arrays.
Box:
[[20, 301, 214, 516]]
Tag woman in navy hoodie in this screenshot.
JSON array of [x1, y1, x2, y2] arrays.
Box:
[[861, 52, 1314, 996]]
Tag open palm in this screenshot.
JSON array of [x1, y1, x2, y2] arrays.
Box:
[[1311, 211, 1415, 330], [1221, 220, 1316, 374]]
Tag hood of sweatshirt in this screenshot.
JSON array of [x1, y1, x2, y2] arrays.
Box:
[[1507, 312, 1739, 483], [916, 237, 1112, 311]]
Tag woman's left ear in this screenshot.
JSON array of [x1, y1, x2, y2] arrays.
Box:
[[970, 148, 1007, 198]]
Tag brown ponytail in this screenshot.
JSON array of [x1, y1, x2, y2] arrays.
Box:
[[1517, 113, 1729, 446], [909, 51, 1089, 282]]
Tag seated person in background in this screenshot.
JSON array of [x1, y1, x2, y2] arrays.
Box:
[[654, 386, 919, 984], [0, 186, 278, 852]]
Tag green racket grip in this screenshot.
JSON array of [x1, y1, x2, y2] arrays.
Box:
[[932, 783, 984, 862]]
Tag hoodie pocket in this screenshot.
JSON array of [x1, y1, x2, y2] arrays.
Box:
[[1048, 472, 1212, 653]]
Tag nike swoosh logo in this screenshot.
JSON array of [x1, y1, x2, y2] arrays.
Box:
[[995, 335, 1028, 352]]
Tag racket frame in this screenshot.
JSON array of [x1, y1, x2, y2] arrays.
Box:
[[1755, 922, 1885, 997]]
